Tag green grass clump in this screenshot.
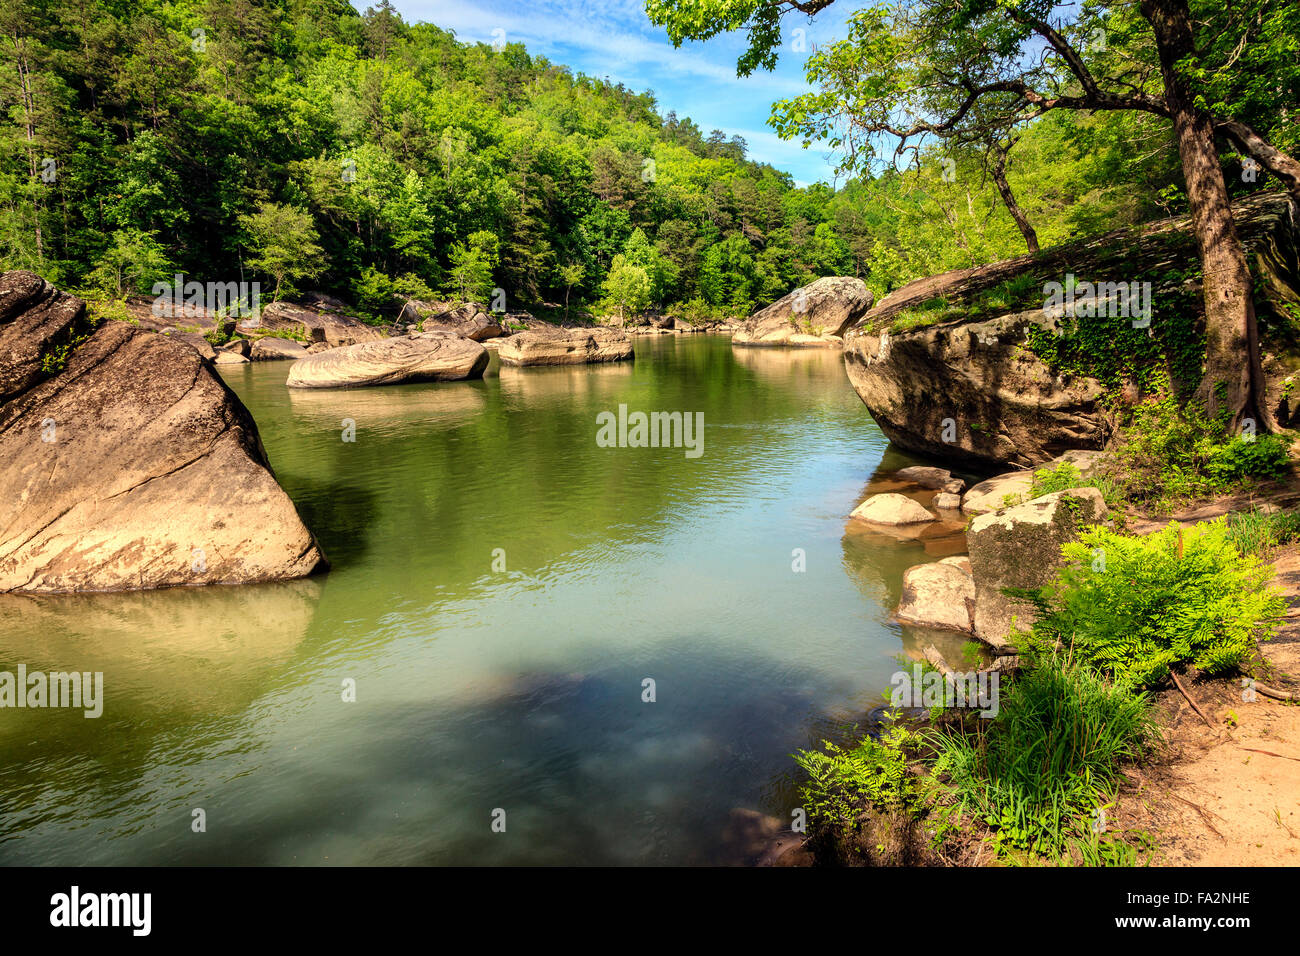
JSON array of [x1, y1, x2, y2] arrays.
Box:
[[930, 653, 1154, 856], [1225, 508, 1300, 557], [1028, 460, 1125, 507]]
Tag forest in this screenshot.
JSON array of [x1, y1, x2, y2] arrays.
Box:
[[0, 0, 1213, 322]]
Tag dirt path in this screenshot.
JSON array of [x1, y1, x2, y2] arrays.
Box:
[[1117, 548, 1300, 865]]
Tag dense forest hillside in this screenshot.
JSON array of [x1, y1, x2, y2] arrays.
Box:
[[0, 0, 1218, 321]]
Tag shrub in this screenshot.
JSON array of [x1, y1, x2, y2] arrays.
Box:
[[1023, 523, 1285, 687], [1103, 392, 1293, 509], [930, 653, 1153, 856]]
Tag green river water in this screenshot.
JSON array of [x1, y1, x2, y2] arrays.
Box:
[[0, 334, 971, 865]]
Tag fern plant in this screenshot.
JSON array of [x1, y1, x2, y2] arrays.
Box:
[[1023, 522, 1285, 687]]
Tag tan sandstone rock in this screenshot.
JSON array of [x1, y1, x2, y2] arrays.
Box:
[[850, 493, 935, 526], [0, 271, 326, 592], [896, 561, 976, 632], [497, 328, 633, 366], [966, 487, 1107, 646], [733, 276, 874, 348], [286, 332, 488, 388]]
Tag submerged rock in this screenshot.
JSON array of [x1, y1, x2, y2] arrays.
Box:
[[966, 487, 1106, 646], [893, 465, 960, 490], [497, 328, 633, 366], [896, 561, 976, 632], [0, 271, 326, 592], [733, 276, 873, 348], [286, 332, 488, 388]]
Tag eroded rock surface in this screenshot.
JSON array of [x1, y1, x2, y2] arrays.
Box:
[[287, 332, 488, 388], [733, 276, 873, 348], [966, 487, 1106, 646], [0, 271, 326, 592], [497, 328, 633, 366]]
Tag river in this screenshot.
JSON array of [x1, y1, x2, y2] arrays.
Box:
[[0, 334, 970, 864]]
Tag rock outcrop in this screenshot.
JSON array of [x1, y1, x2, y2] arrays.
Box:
[[966, 487, 1107, 646], [961, 449, 1106, 515], [250, 336, 310, 361], [733, 276, 874, 348], [286, 331, 488, 388], [405, 300, 505, 342], [0, 271, 326, 592], [843, 191, 1300, 467], [896, 561, 976, 632], [259, 296, 387, 348], [497, 328, 633, 366]]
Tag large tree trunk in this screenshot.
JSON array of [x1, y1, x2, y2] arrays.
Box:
[[1142, 0, 1273, 432], [991, 143, 1039, 254]]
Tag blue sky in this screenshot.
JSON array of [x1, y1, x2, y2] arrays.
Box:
[[388, 0, 855, 186]]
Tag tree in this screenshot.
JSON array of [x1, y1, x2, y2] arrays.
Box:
[[645, 0, 1300, 430], [602, 255, 652, 322], [559, 261, 585, 320], [85, 228, 171, 297], [240, 202, 324, 301], [446, 230, 498, 303], [621, 227, 678, 306]]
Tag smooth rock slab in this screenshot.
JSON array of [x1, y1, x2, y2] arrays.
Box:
[[497, 328, 633, 366], [250, 337, 310, 361], [896, 562, 976, 632], [0, 278, 327, 592], [850, 493, 935, 526], [286, 333, 488, 388]]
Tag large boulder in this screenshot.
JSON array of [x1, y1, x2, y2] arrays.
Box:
[[497, 328, 633, 366], [259, 296, 387, 348], [850, 493, 935, 526], [896, 561, 976, 632], [842, 192, 1300, 469], [406, 300, 505, 342], [286, 332, 488, 388], [0, 271, 326, 592], [966, 487, 1107, 647], [844, 312, 1109, 468], [158, 329, 217, 361], [733, 276, 873, 348], [250, 336, 310, 361]]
